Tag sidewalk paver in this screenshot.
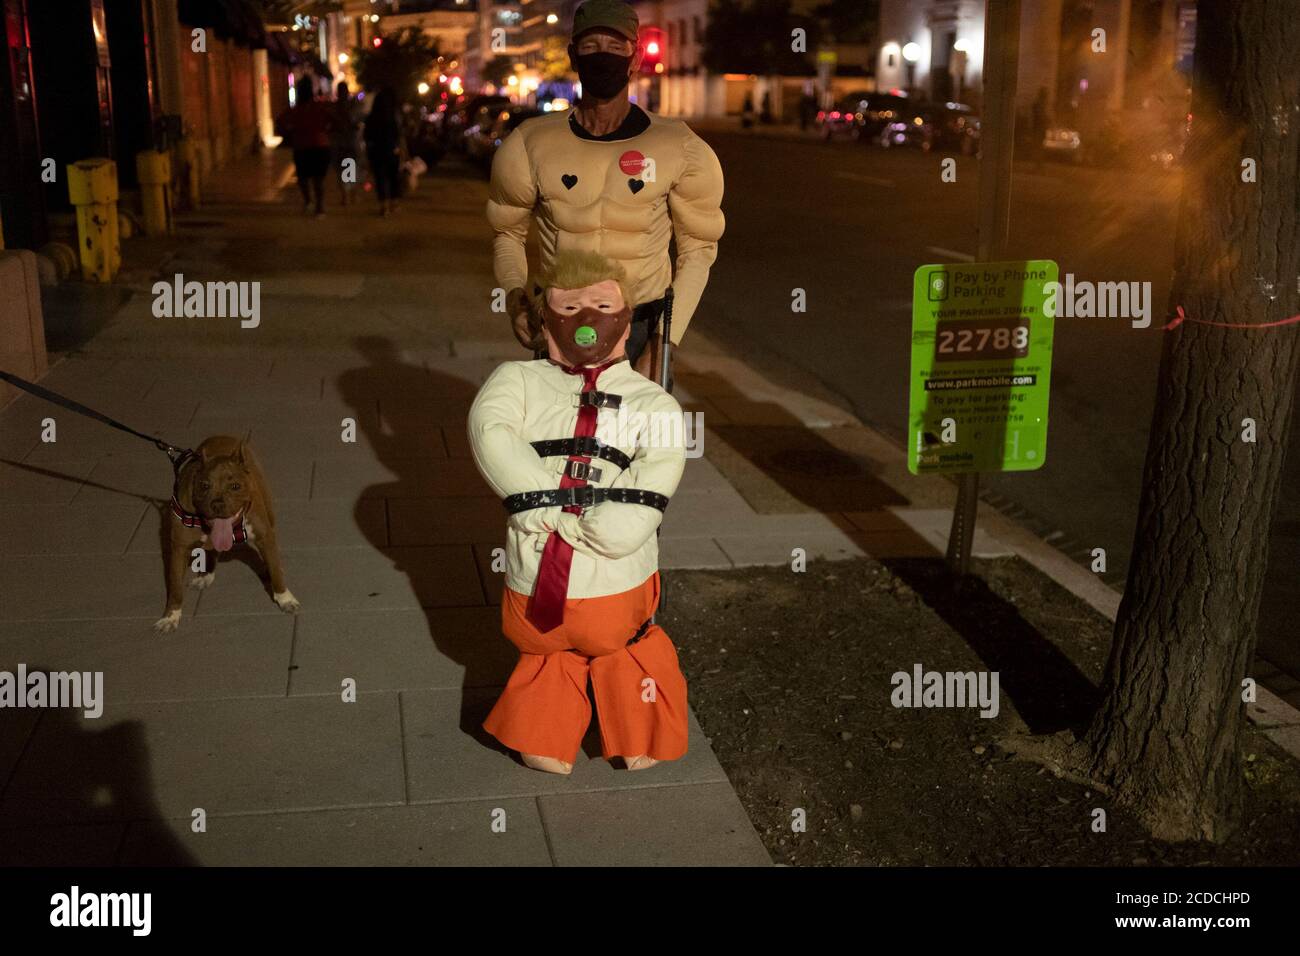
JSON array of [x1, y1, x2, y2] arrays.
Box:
[[0, 145, 1050, 864], [0, 693, 406, 824], [117, 800, 553, 867]]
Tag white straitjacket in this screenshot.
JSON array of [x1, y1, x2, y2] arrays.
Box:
[[468, 358, 687, 599]]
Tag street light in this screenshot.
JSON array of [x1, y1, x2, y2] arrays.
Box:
[[547, 13, 558, 24], [418, 82, 430, 95], [902, 41, 920, 95]]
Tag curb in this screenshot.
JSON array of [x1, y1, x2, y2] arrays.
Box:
[[682, 330, 1300, 762], [978, 506, 1300, 758]]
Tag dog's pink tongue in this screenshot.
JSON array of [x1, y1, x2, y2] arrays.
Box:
[[209, 517, 236, 553]]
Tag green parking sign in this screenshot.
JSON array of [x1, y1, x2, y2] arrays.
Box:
[[908, 260, 1057, 475]]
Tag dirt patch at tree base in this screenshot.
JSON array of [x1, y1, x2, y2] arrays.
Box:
[[661, 555, 1300, 866]]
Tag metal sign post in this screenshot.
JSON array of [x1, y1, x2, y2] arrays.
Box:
[[945, 0, 1021, 579]]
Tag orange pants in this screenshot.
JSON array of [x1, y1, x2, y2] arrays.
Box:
[[483, 574, 689, 765]]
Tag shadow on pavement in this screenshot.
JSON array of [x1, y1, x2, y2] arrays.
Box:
[[335, 336, 533, 763], [0, 677, 197, 866], [681, 368, 1098, 734]]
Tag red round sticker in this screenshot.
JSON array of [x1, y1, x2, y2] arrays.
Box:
[[618, 150, 645, 176]]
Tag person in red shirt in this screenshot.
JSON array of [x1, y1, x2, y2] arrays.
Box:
[[275, 76, 335, 217]]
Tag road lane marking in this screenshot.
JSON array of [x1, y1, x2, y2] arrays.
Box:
[[833, 171, 895, 188], [926, 246, 975, 262]]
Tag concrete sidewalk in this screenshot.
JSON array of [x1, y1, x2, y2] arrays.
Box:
[[6, 147, 1297, 867], [4, 144, 974, 866]]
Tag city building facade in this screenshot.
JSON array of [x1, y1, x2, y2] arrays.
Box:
[[875, 0, 1195, 134]]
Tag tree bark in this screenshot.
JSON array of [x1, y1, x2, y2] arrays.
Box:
[[1080, 0, 1300, 843]]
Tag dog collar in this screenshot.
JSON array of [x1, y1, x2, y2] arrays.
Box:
[[169, 497, 248, 543]]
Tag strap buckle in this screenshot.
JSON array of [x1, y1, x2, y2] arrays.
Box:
[[566, 486, 597, 509], [575, 391, 622, 410], [565, 460, 602, 482]]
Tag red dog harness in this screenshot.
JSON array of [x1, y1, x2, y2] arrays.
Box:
[[168, 447, 248, 546], [169, 497, 248, 544]]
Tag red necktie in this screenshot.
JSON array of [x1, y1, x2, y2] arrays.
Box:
[[527, 362, 612, 633]]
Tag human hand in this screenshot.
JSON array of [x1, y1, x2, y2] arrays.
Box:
[[507, 287, 543, 350]]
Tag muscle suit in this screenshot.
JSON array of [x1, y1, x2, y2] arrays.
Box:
[[487, 108, 725, 344]]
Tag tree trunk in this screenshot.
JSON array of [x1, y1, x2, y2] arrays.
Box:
[[1080, 0, 1300, 843]]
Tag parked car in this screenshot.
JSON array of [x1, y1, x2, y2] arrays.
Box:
[[469, 105, 541, 169], [816, 91, 912, 143], [1040, 109, 1188, 168], [1042, 125, 1085, 162], [815, 89, 872, 141], [877, 102, 981, 154], [443, 94, 510, 151]]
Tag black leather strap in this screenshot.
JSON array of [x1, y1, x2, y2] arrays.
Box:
[[631, 295, 666, 324], [577, 390, 621, 409], [626, 617, 653, 646], [504, 486, 670, 514], [530, 437, 632, 472]]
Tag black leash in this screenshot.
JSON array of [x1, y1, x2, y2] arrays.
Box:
[[659, 286, 673, 394], [656, 287, 673, 617], [0, 369, 195, 472]]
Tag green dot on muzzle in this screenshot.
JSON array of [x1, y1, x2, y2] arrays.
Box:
[[574, 325, 598, 346]]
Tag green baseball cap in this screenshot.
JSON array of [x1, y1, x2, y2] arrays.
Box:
[[571, 0, 639, 42]]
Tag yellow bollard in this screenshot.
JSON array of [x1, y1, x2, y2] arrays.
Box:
[[178, 140, 200, 210], [67, 158, 121, 282], [136, 149, 173, 235]]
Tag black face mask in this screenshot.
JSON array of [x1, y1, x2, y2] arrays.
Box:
[[575, 51, 633, 99]]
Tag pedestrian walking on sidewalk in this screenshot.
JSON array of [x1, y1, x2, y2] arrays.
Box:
[[275, 76, 335, 218], [364, 86, 405, 217], [331, 80, 363, 206], [487, 0, 725, 387], [798, 82, 816, 131]]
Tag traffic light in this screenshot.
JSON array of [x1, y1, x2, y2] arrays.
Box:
[[641, 27, 664, 75]]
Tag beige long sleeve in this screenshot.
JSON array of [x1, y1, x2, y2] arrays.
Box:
[[486, 129, 535, 295], [467, 363, 560, 535], [665, 131, 726, 344]]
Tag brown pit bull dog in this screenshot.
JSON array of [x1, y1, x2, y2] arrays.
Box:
[[155, 435, 299, 633]]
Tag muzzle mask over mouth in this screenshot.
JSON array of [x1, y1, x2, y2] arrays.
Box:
[[532, 253, 634, 368], [542, 301, 632, 367]]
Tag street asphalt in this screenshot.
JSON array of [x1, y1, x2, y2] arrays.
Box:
[[691, 123, 1299, 686]]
